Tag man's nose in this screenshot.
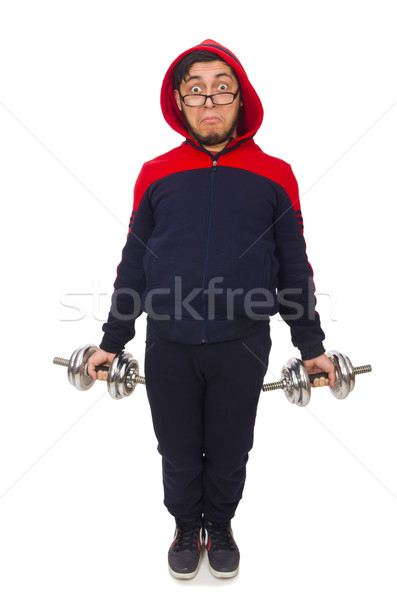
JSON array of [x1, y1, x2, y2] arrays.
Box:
[[204, 95, 216, 107]]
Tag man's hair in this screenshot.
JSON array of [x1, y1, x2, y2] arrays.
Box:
[[173, 50, 239, 91]]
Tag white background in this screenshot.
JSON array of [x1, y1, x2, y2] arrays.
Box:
[[0, 0, 396, 597]]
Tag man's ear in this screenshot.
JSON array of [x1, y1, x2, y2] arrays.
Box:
[[173, 89, 182, 111]]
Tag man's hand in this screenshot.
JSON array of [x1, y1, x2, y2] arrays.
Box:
[[302, 354, 336, 389], [87, 349, 117, 380]]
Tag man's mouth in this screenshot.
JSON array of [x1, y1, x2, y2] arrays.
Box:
[[200, 116, 221, 124]]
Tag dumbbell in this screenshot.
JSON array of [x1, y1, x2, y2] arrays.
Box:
[[262, 350, 372, 407], [53, 344, 145, 400]]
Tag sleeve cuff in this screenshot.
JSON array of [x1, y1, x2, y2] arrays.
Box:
[[99, 335, 125, 355], [299, 342, 326, 361]]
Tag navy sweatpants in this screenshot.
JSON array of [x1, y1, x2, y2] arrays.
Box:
[[144, 320, 272, 522]]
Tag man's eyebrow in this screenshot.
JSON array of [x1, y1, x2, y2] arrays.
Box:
[[184, 72, 234, 83]]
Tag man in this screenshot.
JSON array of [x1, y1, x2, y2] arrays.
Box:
[[87, 40, 336, 580]]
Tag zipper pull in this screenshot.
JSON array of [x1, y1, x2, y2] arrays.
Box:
[[212, 159, 217, 171]]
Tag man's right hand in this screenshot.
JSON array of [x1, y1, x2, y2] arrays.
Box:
[[87, 349, 117, 380]]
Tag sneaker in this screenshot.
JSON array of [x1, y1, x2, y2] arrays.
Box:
[[204, 520, 240, 578], [168, 517, 203, 579]]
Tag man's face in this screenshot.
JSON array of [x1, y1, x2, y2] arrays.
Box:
[[174, 60, 242, 149]]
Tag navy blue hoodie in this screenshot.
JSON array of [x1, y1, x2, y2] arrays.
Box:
[[100, 39, 326, 360]]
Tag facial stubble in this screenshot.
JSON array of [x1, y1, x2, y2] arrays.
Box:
[[182, 105, 240, 148]]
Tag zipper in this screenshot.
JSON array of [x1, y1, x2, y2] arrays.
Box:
[[183, 138, 248, 343], [200, 159, 218, 343]]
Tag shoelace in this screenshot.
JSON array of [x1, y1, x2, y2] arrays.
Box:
[[206, 521, 236, 551], [172, 519, 202, 552]]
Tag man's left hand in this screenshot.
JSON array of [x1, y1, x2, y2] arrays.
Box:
[[302, 354, 336, 389]]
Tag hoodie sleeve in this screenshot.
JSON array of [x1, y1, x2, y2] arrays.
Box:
[[99, 170, 155, 354], [273, 165, 326, 360]]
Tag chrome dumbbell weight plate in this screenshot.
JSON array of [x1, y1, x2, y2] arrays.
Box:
[[107, 351, 140, 400], [262, 350, 371, 405], [325, 350, 355, 399], [281, 357, 311, 407], [67, 344, 99, 391], [54, 345, 145, 399]]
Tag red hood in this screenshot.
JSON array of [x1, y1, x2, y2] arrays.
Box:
[[160, 39, 264, 145]]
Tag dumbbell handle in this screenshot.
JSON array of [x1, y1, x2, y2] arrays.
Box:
[[53, 357, 107, 372], [52, 356, 146, 385], [262, 364, 372, 392], [308, 371, 329, 382]]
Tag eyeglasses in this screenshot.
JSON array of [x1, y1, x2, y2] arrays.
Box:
[[181, 89, 240, 107]]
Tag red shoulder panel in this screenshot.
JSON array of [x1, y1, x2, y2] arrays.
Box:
[[133, 144, 211, 213], [220, 140, 303, 230]]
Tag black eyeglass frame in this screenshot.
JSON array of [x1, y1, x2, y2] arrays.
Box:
[[181, 88, 240, 107]]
